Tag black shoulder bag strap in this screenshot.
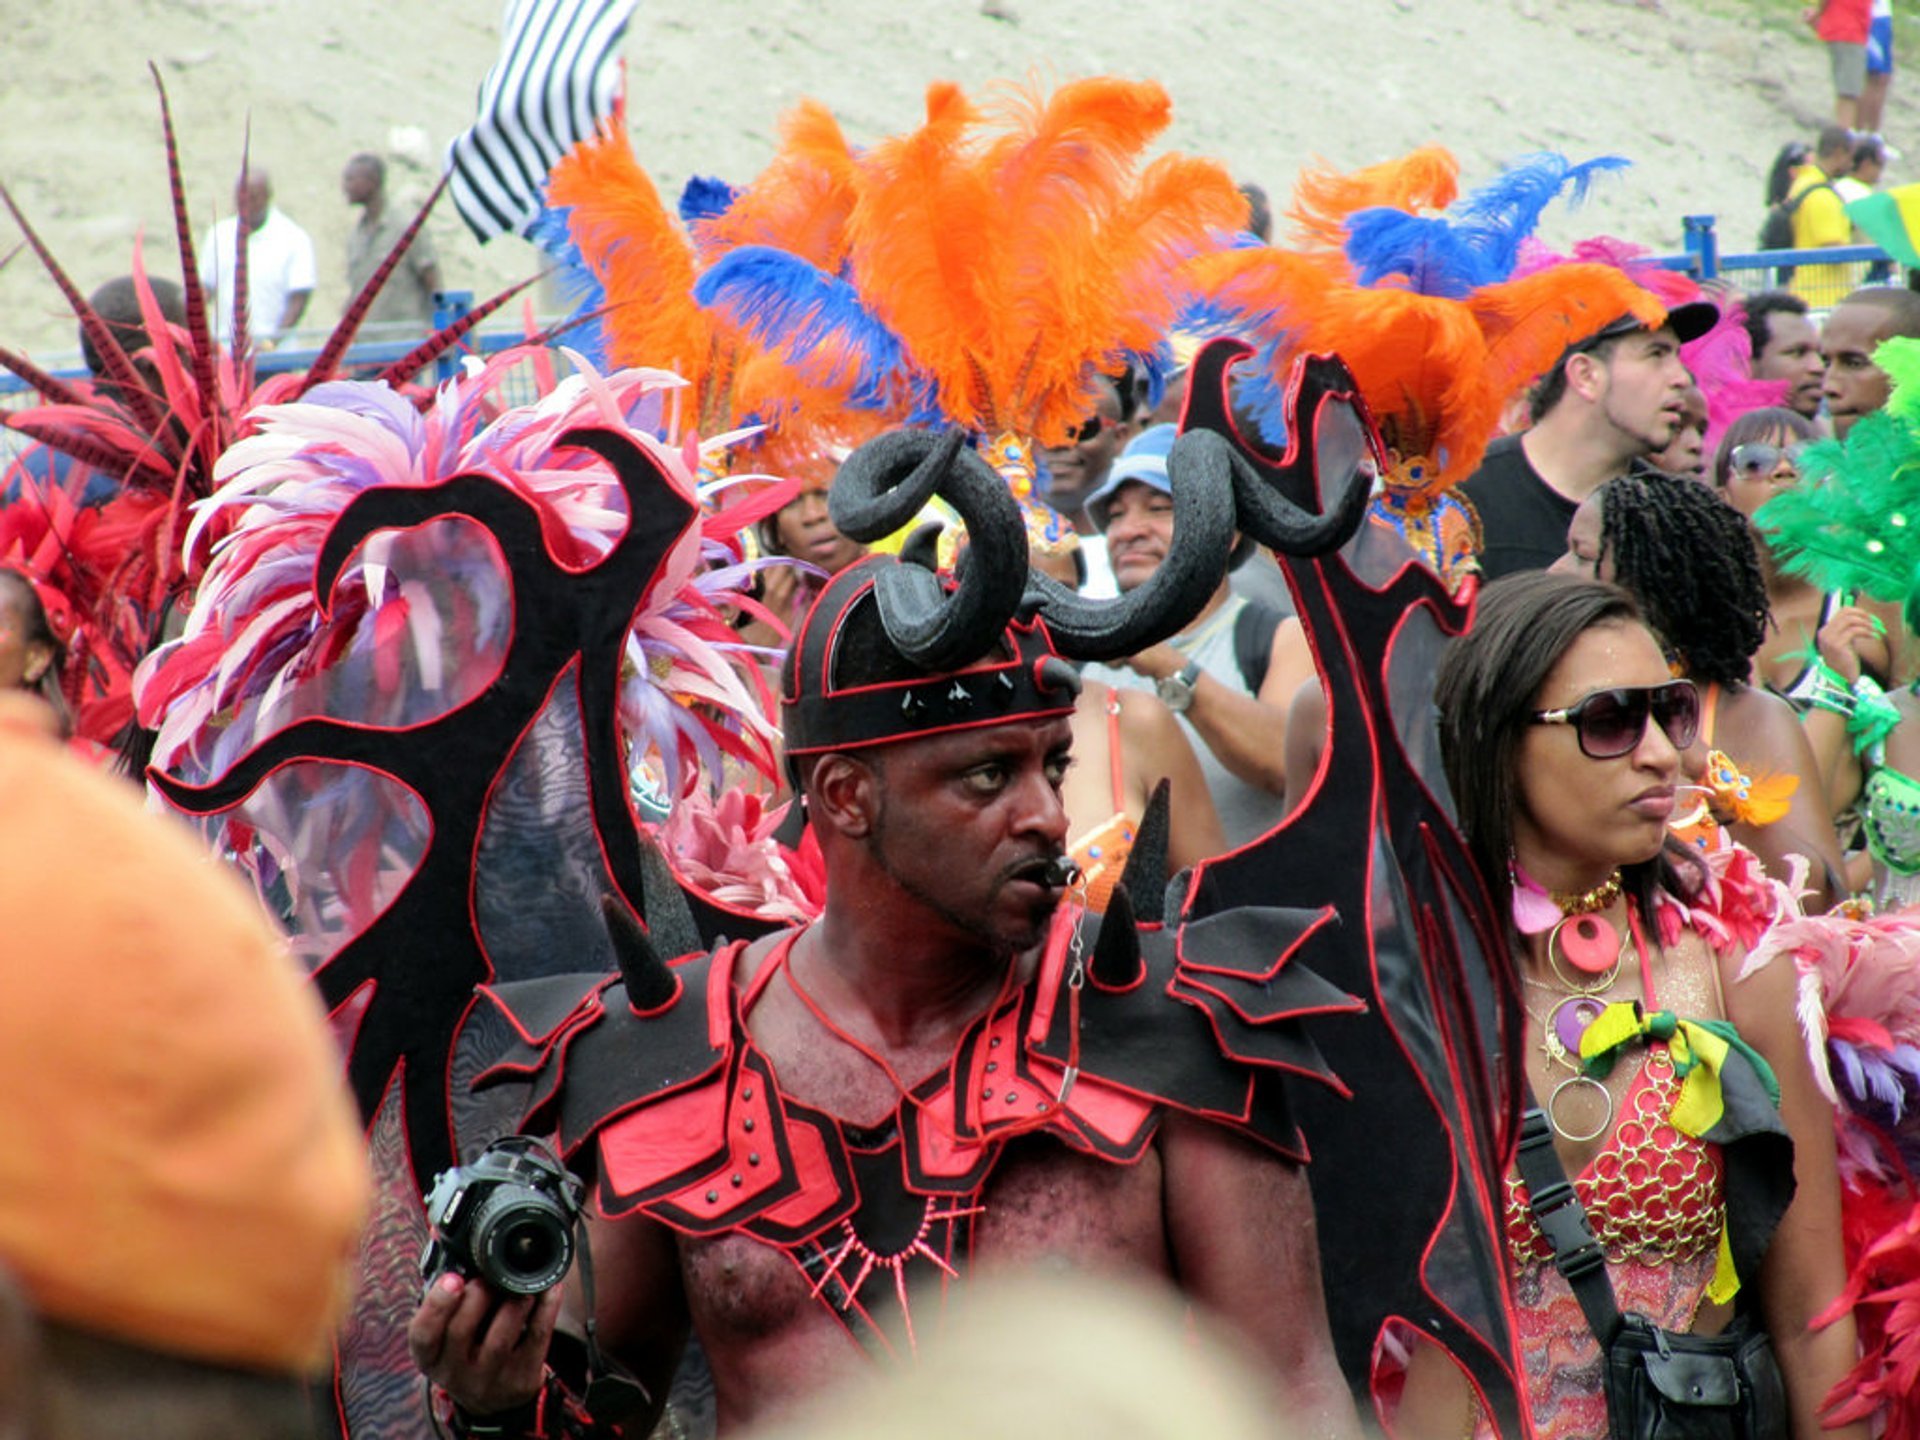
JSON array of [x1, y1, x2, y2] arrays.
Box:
[[1515, 1098, 1624, 1348], [1784, 179, 1835, 217]]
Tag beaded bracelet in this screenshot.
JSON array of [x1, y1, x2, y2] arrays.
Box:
[[1803, 658, 1857, 720], [1848, 673, 1903, 755]]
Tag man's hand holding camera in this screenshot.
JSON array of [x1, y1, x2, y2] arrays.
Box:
[[407, 1136, 585, 1426], [410, 1268, 563, 1420]]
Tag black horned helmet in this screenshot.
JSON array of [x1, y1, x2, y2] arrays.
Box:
[[782, 358, 1372, 758]]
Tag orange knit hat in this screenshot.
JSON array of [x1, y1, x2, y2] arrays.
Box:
[[0, 695, 369, 1374]]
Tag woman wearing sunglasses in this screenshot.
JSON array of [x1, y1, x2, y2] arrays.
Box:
[[1412, 572, 1860, 1440], [1713, 406, 1901, 717], [1554, 467, 1849, 907]]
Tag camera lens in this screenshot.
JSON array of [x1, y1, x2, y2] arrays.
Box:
[[500, 1217, 562, 1277], [469, 1185, 575, 1295]]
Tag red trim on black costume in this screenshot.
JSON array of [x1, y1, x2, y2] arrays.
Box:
[[474, 894, 1344, 1354]]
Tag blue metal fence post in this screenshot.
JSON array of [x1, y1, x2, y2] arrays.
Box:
[[1682, 215, 1719, 282], [430, 290, 474, 383]]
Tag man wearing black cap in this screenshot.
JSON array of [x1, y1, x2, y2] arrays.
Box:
[[1459, 300, 1718, 580]]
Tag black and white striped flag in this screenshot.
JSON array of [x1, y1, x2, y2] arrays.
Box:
[[444, 0, 639, 243]]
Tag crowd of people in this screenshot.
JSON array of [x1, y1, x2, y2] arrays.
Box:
[[9, 59, 1920, 1440]]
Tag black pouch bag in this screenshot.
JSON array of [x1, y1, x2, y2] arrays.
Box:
[[1516, 1103, 1788, 1440], [1600, 1310, 1785, 1440]]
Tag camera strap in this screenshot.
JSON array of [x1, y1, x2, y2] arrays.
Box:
[[1516, 1094, 1624, 1347], [571, 1217, 650, 1427]]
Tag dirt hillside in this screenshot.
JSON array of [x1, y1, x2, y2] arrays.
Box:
[[0, 0, 1894, 361]]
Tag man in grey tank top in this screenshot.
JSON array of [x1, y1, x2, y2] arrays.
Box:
[[1079, 425, 1305, 848]]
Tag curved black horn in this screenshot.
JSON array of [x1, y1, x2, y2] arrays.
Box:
[[1025, 427, 1239, 662], [1180, 342, 1377, 560], [829, 427, 1030, 672], [1224, 428, 1373, 559], [829, 426, 967, 541]]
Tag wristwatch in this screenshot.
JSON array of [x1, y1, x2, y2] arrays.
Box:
[[1155, 659, 1203, 714]]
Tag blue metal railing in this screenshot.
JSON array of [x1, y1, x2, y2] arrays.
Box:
[[1657, 213, 1901, 300], [0, 290, 544, 405]]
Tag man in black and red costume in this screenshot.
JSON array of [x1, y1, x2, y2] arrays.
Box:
[[408, 424, 1367, 1439]]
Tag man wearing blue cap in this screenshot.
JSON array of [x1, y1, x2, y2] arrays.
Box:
[[1080, 424, 1310, 845]]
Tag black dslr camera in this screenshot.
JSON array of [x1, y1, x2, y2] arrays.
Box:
[[421, 1136, 586, 1296]]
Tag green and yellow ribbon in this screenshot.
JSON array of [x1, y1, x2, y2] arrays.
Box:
[[1577, 1002, 1782, 1304]]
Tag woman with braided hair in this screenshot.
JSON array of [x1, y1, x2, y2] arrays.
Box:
[[1554, 469, 1848, 905]]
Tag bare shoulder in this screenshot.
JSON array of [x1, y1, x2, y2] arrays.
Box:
[[1718, 682, 1814, 761], [1712, 932, 1797, 1056], [583, 1208, 690, 1412], [1112, 683, 1187, 750]]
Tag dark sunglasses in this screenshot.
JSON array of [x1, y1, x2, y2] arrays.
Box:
[[1728, 441, 1803, 476], [1072, 415, 1107, 444], [1530, 680, 1701, 760]]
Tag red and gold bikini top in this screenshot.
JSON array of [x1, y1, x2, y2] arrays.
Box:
[[1504, 1048, 1725, 1270]]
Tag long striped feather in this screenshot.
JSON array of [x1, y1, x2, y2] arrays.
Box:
[[0, 348, 91, 408], [0, 182, 172, 437], [373, 275, 540, 388], [148, 65, 223, 427], [230, 123, 252, 370]]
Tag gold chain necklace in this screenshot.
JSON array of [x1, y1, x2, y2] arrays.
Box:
[[1550, 870, 1623, 917]]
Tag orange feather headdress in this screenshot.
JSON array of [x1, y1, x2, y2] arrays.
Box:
[[1187, 150, 1665, 590], [542, 104, 878, 490], [694, 76, 1248, 556]]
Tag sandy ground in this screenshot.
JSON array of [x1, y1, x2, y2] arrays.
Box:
[[0, 0, 1908, 364]]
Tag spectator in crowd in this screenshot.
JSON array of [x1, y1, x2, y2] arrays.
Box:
[[1766, 140, 1814, 207], [1744, 290, 1828, 421], [1711, 407, 1908, 868], [1062, 672, 1228, 898], [5, 274, 189, 506], [342, 151, 444, 332], [1554, 468, 1848, 903], [198, 167, 316, 347], [1079, 424, 1309, 844], [0, 569, 67, 731], [1787, 123, 1864, 307], [1821, 283, 1920, 438], [77, 274, 187, 393], [1040, 368, 1138, 598], [1861, 0, 1896, 141], [1844, 131, 1888, 196], [1648, 376, 1709, 477], [1424, 572, 1861, 1440], [1838, 132, 1896, 282], [0, 695, 369, 1440], [1806, 0, 1874, 129], [733, 475, 868, 654], [1457, 300, 1716, 578]]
